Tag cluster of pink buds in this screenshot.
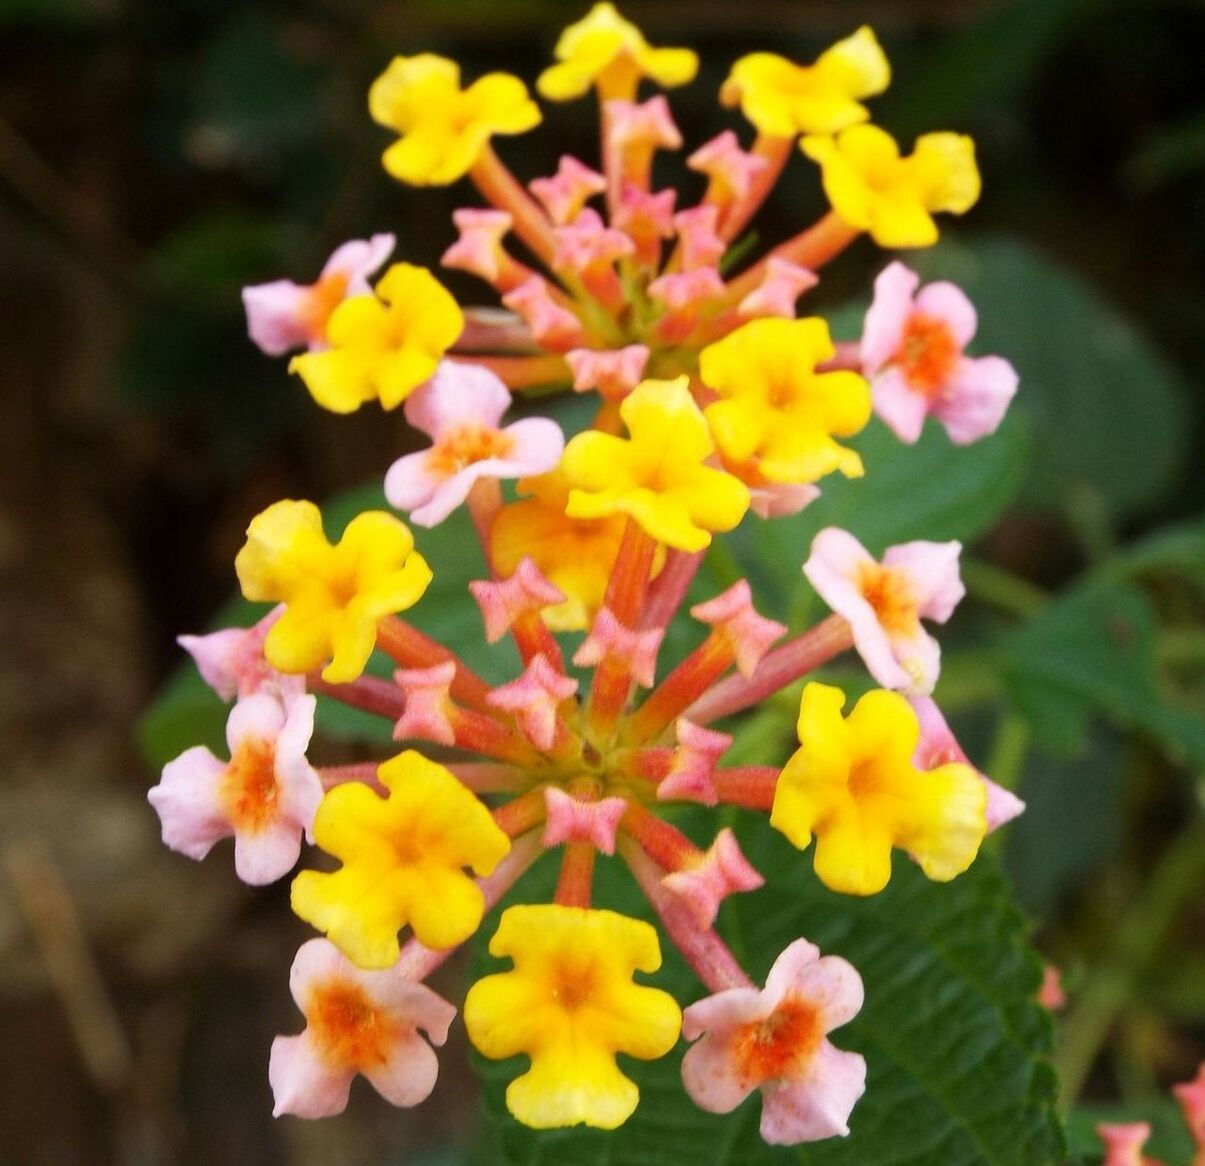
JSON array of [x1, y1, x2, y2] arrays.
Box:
[[150, 4, 1025, 1142]]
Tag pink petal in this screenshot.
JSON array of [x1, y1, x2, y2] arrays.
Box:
[[542, 788, 628, 854], [441, 210, 513, 282], [383, 450, 445, 515], [766, 948, 865, 1032], [469, 560, 566, 644], [881, 540, 964, 623], [495, 417, 566, 476], [748, 481, 821, 519], [233, 817, 304, 885], [178, 627, 248, 701], [759, 1041, 866, 1144], [662, 828, 764, 928], [914, 280, 977, 349], [681, 985, 770, 1042], [681, 1022, 764, 1114], [861, 262, 918, 374], [886, 623, 942, 696], [225, 692, 287, 753], [147, 746, 230, 861], [403, 466, 479, 527], [688, 130, 769, 203], [932, 354, 1019, 446], [871, 366, 929, 444], [269, 1032, 355, 1119], [362, 1030, 442, 1108], [403, 361, 511, 439], [529, 156, 606, 226], [321, 233, 396, 295], [242, 281, 312, 357]]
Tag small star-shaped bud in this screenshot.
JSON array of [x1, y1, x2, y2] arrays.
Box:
[[487, 655, 578, 750], [691, 580, 787, 678], [441, 209, 514, 283], [657, 719, 732, 805], [606, 94, 682, 154], [687, 130, 770, 205], [542, 787, 628, 854], [673, 206, 726, 272], [470, 558, 566, 644], [502, 276, 586, 351], [573, 607, 664, 688], [612, 185, 677, 264], [552, 208, 635, 276], [529, 156, 606, 225], [662, 828, 764, 928], [738, 257, 819, 320], [565, 345, 650, 401], [648, 267, 725, 313], [393, 661, 458, 745]]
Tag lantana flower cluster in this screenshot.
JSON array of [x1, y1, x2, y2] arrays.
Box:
[[151, 4, 1024, 1143]]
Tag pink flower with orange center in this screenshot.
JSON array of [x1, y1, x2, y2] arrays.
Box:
[[269, 938, 456, 1118], [242, 234, 395, 356], [861, 261, 1018, 445], [681, 938, 866, 1144], [803, 527, 964, 694], [148, 692, 322, 885], [384, 362, 564, 527]]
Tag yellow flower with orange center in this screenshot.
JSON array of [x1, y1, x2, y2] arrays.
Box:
[[802, 124, 980, 248], [721, 27, 890, 137], [699, 317, 871, 487], [561, 377, 750, 553], [235, 500, 432, 684], [369, 54, 541, 186], [771, 683, 987, 895], [288, 264, 463, 414], [291, 751, 510, 967], [464, 904, 682, 1129], [538, 2, 698, 102]]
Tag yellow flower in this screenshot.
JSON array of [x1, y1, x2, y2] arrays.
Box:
[[288, 264, 463, 414], [491, 467, 630, 632], [464, 904, 681, 1129], [771, 683, 987, 896], [802, 125, 980, 248], [235, 500, 432, 684], [369, 54, 541, 186], [538, 2, 697, 102], [561, 377, 750, 553], [292, 751, 510, 967], [699, 317, 871, 486], [721, 26, 890, 137]]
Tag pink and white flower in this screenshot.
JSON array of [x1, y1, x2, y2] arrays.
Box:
[[269, 938, 456, 1119], [383, 362, 564, 527], [910, 695, 1025, 831], [860, 261, 1018, 445], [242, 234, 395, 356], [148, 692, 322, 885], [803, 527, 964, 695], [681, 938, 866, 1145], [178, 606, 303, 705]]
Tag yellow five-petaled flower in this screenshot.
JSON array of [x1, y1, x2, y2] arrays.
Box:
[[538, 2, 698, 102], [235, 500, 432, 684], [464, 904, 682, 1129], [721, 26, 890, 138], [288, 264, 463, 414], [292, 752, 511, 967], [699, 317, 871, 488], [561, 377, 750, 554], [771, 682, 987, 895], [802, 124, 980, 248], [370, 54, 541, 186]]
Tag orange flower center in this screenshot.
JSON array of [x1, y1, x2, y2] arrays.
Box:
[[550, 962, 598, 1012], [858, 563, 918, 635], [894, 312, 958, 396], [309, 979, 400, 1069], [733, 998, 822, 1083], [428, 425, 515, 478], [221, 739, 279, 832], [301, 271, 351, 342]]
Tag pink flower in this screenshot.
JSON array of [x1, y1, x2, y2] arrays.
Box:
[[1096, 1123, 1154, 1166], [269, 938, 456, 1118], [242, 234, 395, 356], [803, 527, 964, 695], [383, 362, 564, 527], [861, 261, 1018, 445], [178, 606, 303, 704], [681, 938, 866, 1145], [529, 155, 606, 226], [148, 693, 322, 885], [1173, 1063, 1205, 1156], [910, 695, 1025, 831], [688, 130, 769, 205]]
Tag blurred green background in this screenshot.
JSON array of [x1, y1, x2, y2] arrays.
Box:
[[0, 0, 1202, 1163]]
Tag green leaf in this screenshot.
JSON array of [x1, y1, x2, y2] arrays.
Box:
[[911, 237, 1193, 524], [473, 819, 1062, 1165], [998, 577, 1205, 763]]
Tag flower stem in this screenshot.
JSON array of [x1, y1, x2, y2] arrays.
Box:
[[553, 842, 596, 908], [376, 615, 494, 712], [308, 673, 403, 719], [724, 211, 859, 304], [718, 133, 793, 244], [470, 144, 558, 266], [712, 766, 779, 811], [456, 353, 571, 390], [641, 549, 705, 630]]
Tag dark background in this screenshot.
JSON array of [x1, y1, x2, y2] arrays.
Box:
[[0, 1, 1202, 1163]]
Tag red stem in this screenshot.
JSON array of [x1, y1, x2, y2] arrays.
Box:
[[723, 211, 859, 304], [641, 549, 705, 630], [376, 616, 494, 713], [712, 766, 779, 811], [553, 842, 596, 907], [308, 674, 403, 719]]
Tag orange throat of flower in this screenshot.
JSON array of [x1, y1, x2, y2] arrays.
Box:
[[309, 979, 400, 1069], [428, 426, 516, 478], [893, 312, 958, 398], [733, 998, 823, 1084], [857, 563, 919, 636], [221, 738, 281, 832], [301, 271, 351, 344]]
